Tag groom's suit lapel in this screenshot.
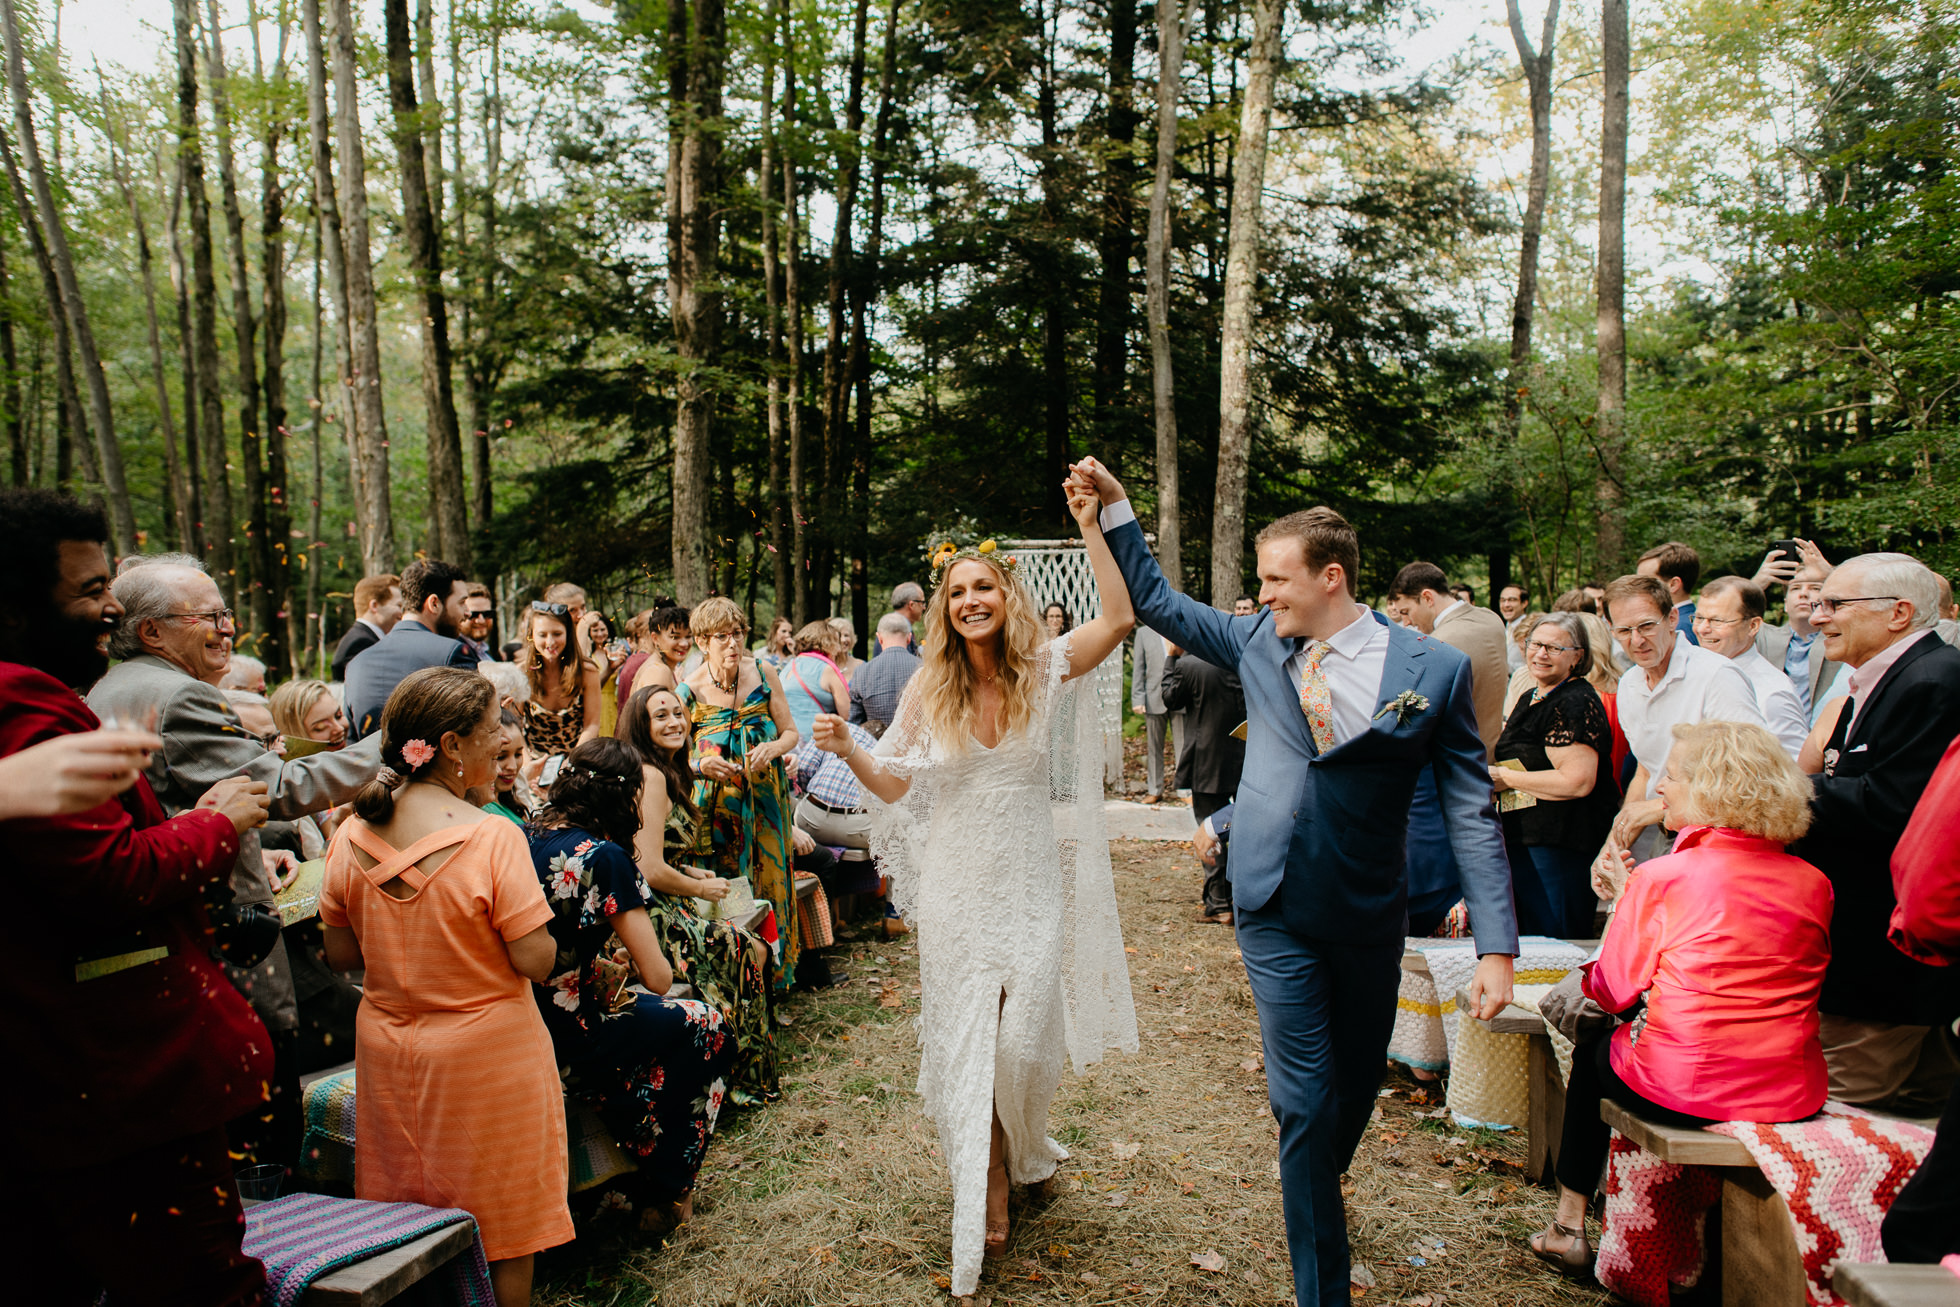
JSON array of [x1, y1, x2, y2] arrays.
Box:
[[1325, 620, 1429, 758]]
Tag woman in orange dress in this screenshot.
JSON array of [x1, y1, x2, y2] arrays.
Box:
[[320, 668, 572, 1307]]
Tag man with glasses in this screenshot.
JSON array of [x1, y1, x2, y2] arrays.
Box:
[[89, 554, 384, 1172], [1750, 541, 1843, 721], [461, 582, 500, 662], [1690, 576, 1808, 758], [1498, 582, 1529, 671], [1597, 573, 1761, 868], [344, 558, 477, 741], [1788, 553, 1960, 1113]]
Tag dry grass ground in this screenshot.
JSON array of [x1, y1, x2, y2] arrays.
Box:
[[536, 840, 1614, 1307]]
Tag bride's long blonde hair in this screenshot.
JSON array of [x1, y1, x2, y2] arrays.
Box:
[[914, 556, 1047, 751]]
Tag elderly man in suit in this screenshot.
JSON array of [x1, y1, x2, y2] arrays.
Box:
[[1388, 562, 1511, 935], [1791, 552, 1960, 1113], [344, 557, 476, 741], [330, 572, 402, 682], [1130, 624, 1185, 802], [90, 554, 382, 1167], [1071, 458, 1516, 1307], [1162, 642, 1245, 924]]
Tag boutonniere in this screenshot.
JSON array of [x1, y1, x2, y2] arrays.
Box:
[[1823, 747, 1840, 777], [1373, 690, 1429, 727]]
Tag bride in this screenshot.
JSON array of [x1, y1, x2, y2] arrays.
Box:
[[810, 484, 1139, 1298]]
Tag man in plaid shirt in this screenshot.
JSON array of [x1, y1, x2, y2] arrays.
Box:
[[791, 721, 878, 851]]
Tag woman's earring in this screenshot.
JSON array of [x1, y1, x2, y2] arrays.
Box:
[[457, 763, 465, 778]]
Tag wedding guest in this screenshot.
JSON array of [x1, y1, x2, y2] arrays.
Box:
[[345, 558, 477, 740], [543, 582, 588, 625], [850, 611, 923, 736], [1529, 721, 1830, 1275], [1499, 582, 1530, 671], [623, 684, 780, 1103], [1488, 613, 1616, 937], [1043, 602, 1072, 637], [221, 653, 268, 695], [225, 690, 286, 755], [617, 609, 656, 703], [520, 599, 602, 757], [525, 738, 735, 1231], [1131, 625, 1183, 803], [332, 572, 402, 682], [829, 616, 864, 678], [1, 488, 275, 1307], [1500, 612, 1547, 723], [463, 583, 502, 662], [1551, 588, 1597, 615], [884, 581, 925, 656], [91, 553, 382, 1169], [631, 603, 694, 697], [320, 668, 570, 1307], [270, 678, 349, 751], [1753, 543, 1843, 719], [1691, 576, 1809, 758], [1637, 540, 1702, 643], [678, 598, 803, 989], [756, 614, 795, 668], [1161, 642, 1245, 924], [780, 619, 851, 742], [479, 658, 532, 711], [473, 709, 532, 824]]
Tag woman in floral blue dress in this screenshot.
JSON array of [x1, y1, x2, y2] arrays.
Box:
[[526, 738, 735, 1232]]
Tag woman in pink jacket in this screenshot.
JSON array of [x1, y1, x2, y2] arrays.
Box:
[[1531, 720, 1833, 1276]]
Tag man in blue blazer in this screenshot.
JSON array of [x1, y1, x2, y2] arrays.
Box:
[[344, 558, 478, 741], [1069, 459, 1517, 1307]]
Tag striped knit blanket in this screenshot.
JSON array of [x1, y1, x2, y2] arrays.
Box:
[[1596, 1103, 1936, 1307], [243, 1193, 494, 1307], [298, 1071, 357, 1185]]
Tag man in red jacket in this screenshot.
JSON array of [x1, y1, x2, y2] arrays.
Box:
[[0, 490, 276, 1306], [1883, 734, 1960, 1263]]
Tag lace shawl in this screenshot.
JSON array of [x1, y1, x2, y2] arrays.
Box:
[[866, 634, 1139, 1073]]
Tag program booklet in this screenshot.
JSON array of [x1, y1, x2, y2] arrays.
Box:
[[1495, 759, 1538, 812]]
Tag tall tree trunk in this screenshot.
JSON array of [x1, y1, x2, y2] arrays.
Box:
[[847, 0, 899, 651], [1094, 0, 1139, 475], [459, 0, 497, 538], [173, 0, 236, 593], [302, 0, 362, 552], [0, 0, 135, 554], [0, 223, 19, 486], [761, 0, 790, 620], [1147, 0, 1192, 589], [1209, 0, 1280, 605], [203, 0, 275, 648], [1497, 0, 1560, 601], [1594, 0, 1628, 571], [385, 0, 469, 566], [2, 133, 88, 500], [254, 6, 297, 674], [782, 10, 808, 624], [668, 0, 725, 604], [816, 0, 869, 614], [1038, 0, 1069, 522], [164, 148, 207, 552], [328, 0, 396, 571], [308, 207, 325, 674], [415, 0, 443, 234], [104, 103, 193, 550]]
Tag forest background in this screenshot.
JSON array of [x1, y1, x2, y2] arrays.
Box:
[[8, 0, 1955, 673]]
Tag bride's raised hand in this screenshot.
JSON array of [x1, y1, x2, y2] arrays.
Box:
[[1068, 483, 1102, 533], [811, 712, 852, 756]]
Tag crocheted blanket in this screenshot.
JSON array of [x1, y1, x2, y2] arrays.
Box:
[[298, 1070, 357, 1185], [243, 1192, 494, 1307], [1596, 1104, 1937, 1307]]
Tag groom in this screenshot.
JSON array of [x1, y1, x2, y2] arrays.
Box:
[[1068, 460, 1517, 1307]]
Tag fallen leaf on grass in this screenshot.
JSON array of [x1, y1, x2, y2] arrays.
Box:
[[932, 1274, 951, 1290], [1191, 1250, 1226, 1273], [809, 1245, 837, 1265], [1105, 1192, 1127, 1207], [1239, 1058, 1263, 1072], [1048, 1243, 1072, 1259], [1350, 1262, 1376, 1290], [1111, 1141, 1141, 1159], [1079, 1271, 1102, 1285]]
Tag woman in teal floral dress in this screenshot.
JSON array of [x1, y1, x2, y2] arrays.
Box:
[[525, 738, 735, 1231], [674, 598, 802, 990], [622, 683, 781, 1103]]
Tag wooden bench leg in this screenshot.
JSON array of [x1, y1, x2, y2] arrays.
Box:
[[1720, 1169, 1805, 1307], [1527, 1032, 1564, 1188]]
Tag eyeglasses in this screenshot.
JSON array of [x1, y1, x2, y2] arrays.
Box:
[[1690, 614, 1747, 628], [1812, 595, 1898, 616], [705, 630, 745, 645], [168, 607, 235, 629], [1526, 640, 1579, 655], [529, 601, 569, 618], [465, 609, 494, 623], [1610, 619, 1666, 640]]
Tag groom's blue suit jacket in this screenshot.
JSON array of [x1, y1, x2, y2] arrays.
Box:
[[1107, 519, 1519, 955]]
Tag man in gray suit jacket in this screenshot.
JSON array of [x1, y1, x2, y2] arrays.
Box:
[[1130, 624, 1184, 801], [1755, 566, 1843, 722], [344, 558, 477, 741], [91, 555, 381, 1166]]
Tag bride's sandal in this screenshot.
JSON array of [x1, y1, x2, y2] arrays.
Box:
[[1528, 1218, 1594, 1276], [984, 1160, 1010, 1256]]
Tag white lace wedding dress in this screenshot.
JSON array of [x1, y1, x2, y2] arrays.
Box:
[[867, 633, 1138, 1296]]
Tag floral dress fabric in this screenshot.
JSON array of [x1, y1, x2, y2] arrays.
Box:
[[526, 825, 734, 1210], [645, 801, 781, 1104], [677, 680, 800, 989]]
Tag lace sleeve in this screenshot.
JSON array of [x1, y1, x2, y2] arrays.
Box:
[[1541, 684, 1609, 751], [864, 678, 937, 924]]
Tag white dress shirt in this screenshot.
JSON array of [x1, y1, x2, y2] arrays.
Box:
[[1616, 639, 1765, 798], [1284, 604, 1392, 748], [1728, 646, 1810, 759]]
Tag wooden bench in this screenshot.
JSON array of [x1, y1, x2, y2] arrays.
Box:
[[1833, 1262, 1960, 1307], [300, 1220, 477, 1306], [1455, 986, 1565, 1185]]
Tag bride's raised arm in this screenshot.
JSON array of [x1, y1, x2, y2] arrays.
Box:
[[1060, 480, 1136, 681]]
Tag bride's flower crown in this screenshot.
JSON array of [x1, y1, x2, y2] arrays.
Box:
[[928, 538, 1020, 590]]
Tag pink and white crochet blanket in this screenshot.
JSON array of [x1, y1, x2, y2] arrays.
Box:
[[1596, 1104, 1935, 1307]]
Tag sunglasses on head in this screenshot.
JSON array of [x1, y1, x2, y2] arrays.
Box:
[[530, 601, 570, 618]]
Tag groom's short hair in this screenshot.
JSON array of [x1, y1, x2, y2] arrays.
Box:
[[1256, 507, 1360, 592]]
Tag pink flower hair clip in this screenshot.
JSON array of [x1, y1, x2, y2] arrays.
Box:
[[400, 738, 437, 770]]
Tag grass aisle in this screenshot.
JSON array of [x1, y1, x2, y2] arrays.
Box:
[[540, 840, 1615, 1307]]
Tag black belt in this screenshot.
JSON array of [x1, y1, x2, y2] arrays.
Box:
[[804, 795, 865, 816]]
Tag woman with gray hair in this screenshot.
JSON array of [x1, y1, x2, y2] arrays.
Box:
[[1488, 611, 1618, 936]]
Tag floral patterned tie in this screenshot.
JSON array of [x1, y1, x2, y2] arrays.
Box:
[[1299, 639, 1335, 753]]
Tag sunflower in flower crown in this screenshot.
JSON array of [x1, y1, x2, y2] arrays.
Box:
[[929, 537, 1019, 589]]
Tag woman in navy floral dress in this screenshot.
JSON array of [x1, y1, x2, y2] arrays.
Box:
[[526, 738, 735, 1232]]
